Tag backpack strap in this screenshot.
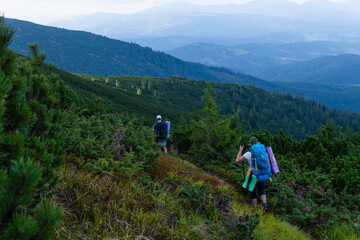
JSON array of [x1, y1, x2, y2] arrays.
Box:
[[261, 154, 266, 168], [250, 150, 258, 171], [250, 150, 252, 169]]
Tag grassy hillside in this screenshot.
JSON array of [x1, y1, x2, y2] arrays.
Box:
[[55, 154, 310, 239], [55, 69, 360, 139]]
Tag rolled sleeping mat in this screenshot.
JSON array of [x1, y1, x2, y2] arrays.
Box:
[[248, 174, 257, 192], [266, 146, 279, 174], [242, 169, 251, 189], [166, 121, 170, 138], [242, 170, 257, 192]]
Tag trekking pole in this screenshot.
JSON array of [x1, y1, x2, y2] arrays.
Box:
[[241, 143, 245, 181], [242, 162, 245, 181], [272, 175, 284, 205]]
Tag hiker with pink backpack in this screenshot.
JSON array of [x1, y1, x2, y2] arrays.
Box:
[[236, 137, 279, 211]]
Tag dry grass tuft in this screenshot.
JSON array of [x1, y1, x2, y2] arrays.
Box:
[[150, 155, 224, 190], [55, 164, 212, 239]]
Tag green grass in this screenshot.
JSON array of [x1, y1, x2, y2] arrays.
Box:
[[55, 155, 310, 239], [55, 164, 209, 239], [253, 214, 310, 240], [325, 223, 359, 240]]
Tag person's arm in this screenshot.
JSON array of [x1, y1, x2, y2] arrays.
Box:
[[236, 144, 247, 163]]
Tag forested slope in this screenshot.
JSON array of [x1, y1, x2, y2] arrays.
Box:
[[55, 70, 360, 140], [255, 54, 360, 84]]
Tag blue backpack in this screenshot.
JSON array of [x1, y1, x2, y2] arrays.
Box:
[[156, 122, 168, 140], [250, 144, 271, 182]]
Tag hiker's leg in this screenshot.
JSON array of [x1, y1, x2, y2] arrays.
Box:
[[163, 140, 168, 154], [158, 140, 167, 153], [250, 185, 258, 207], [251, 198, 257, 207], [258, 182, 269, 210], [260, 194, 266, 204], [258, 182, 266, 204]]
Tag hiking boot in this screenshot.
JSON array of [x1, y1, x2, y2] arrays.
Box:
[[263, 203, 269, 211]]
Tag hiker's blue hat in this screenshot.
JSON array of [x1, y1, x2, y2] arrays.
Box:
[[156, 115, 162, 119]]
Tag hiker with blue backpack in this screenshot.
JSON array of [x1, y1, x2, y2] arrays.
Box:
[[152, 115, 169, 154], [236, 137, 271, 211]]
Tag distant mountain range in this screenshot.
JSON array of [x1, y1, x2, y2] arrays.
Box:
[[254, 54, 360, 84], [5, 18, 360, 112], [50, 11, 332, 40], [48, 0, 360, 47], [6, 18, 274, 88], [167, 42, 360, 75]]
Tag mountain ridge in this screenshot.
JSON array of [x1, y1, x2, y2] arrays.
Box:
[[6, 17, 360, 112], [47, 0, 360, 42], [167, 40, 360, 73], [254, 54, 360, 84], [49, 11, 333, 39], [6, 17, 275, 89]]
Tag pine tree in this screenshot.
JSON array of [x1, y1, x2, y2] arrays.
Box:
[[190, 82, 236, 165], [0, 17, 63, 239]]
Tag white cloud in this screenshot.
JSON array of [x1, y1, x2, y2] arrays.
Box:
[[0, 0, 346, 24], [0, 0, 160, 23]]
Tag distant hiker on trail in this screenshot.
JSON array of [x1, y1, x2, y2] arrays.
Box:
[[153, 115, 168, 154], [236, 137, 270, 211]]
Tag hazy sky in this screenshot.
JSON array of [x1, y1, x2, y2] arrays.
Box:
[[0, 0, 345, 24]]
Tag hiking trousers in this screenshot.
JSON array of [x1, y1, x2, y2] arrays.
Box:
[[250, 182, 265, 199]]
